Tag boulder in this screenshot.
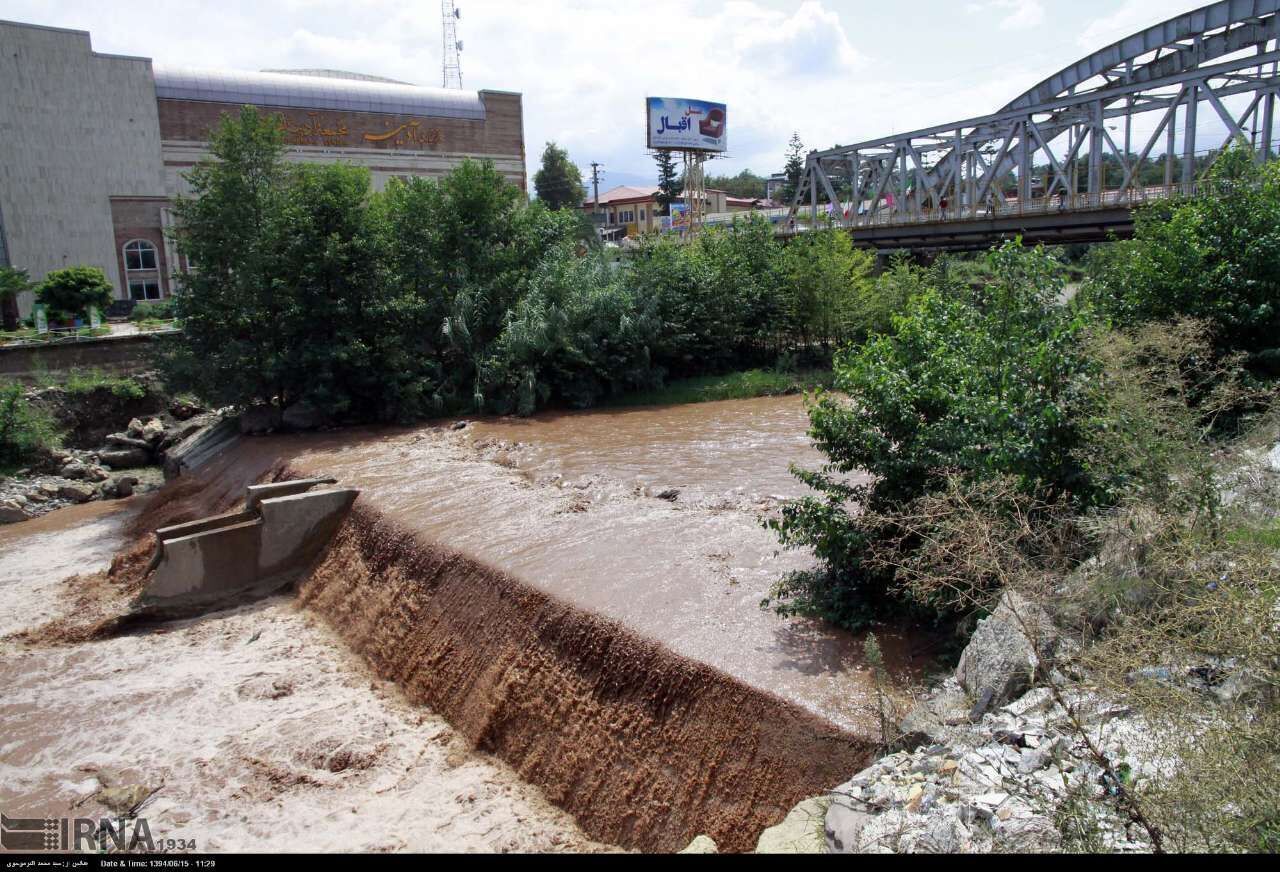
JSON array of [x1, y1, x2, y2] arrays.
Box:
[[678, 835, 718, 854], [106, 432, 151, 450], [60, 461, 91, 480], [126, 417, 147, 439], [169, 398, 203, 421], [57, 483, 95, 504], [0, 499, 31, 524], [98, 448, 151, 470], [756, 797, 829, 853], [282, 401, 326, 431], [897, 684, 971, 749], [956, 591, 1060, 711], [103, 475, 139, 499], [140, 418, 166, 444]]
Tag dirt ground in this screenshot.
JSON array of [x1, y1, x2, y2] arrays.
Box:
[[0, 499, 614, 853]]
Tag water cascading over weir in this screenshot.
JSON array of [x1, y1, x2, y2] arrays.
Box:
[[128, 402, 891, 853]]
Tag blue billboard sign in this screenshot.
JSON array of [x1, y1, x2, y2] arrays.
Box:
[[646, 97, 727, 153]]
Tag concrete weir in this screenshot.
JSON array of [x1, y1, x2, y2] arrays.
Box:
[[134, 478, 359, 618]]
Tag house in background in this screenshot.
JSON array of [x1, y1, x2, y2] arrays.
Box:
[[582, 186, 759, 237]]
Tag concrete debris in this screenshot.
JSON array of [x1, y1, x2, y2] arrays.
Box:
[[756, 797, 830, 853], [679, 835, 718, 853]]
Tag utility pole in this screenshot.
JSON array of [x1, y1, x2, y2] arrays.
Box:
[[590, 162, 603, 216]]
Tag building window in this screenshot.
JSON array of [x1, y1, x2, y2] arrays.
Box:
[[640, 209, 646, 220], [129, 280, 162, 301], [123, 239, 158, 272]]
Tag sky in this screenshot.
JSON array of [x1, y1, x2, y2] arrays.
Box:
[[0, 0, 1201, 190]]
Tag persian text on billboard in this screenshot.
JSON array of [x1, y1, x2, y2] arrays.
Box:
[[647, 97, 727, 153]]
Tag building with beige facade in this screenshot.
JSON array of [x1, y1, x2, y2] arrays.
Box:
[[582, 185, 757, 239], [0, 19, 527, 319]]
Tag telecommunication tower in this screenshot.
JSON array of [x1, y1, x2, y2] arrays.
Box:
[[441, 1, 463, 89]]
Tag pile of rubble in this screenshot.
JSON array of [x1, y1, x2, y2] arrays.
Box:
[[823, 679, 1156, 853], [1, 410, 223, 524]]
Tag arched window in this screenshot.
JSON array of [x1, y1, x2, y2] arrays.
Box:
[[123, 239, 158, 272], [123, 239, 162, 301]]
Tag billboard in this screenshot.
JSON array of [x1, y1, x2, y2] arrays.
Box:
[[646, 97, 727, 153]]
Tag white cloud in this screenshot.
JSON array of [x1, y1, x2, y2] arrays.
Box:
[[1078, 0, 1197, 50], [965, 0, 1045, 32]]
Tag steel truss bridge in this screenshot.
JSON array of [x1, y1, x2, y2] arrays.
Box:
[[786, 0, 1280, 250]]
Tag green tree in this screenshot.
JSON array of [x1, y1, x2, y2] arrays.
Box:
[[705, 169, 766, 199], [532, 141, 586, 210], [0, 266, 32, 331], [165, 105, 293, 418], [780, 132, 806, 204], [654, 149, 681, 216], [1082, 145, 1280, 375], [782, 228, 874, 349], [35, 266, 113, 322]]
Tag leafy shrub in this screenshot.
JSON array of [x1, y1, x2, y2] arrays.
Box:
[[486, 244, 661, 414], [35, 266, 113, 322], [0, 382, 58, 473], [130, 300, 176, 322], [767, 241, 1098, 627], [60, 368, 146, 400]]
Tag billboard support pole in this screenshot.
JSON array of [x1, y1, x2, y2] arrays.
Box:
[[683, 149, 707, 236]]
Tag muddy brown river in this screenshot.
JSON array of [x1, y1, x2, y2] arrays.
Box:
[[2, 395, 927, 852], [280, 395, 914, 733]]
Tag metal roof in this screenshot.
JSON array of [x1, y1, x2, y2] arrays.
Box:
[[152, 65, 486, 120]]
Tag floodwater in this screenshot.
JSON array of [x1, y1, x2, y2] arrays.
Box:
[[0, 499, 610, 852], [1, 394, 928, 852], [278, 395, 920, 733]]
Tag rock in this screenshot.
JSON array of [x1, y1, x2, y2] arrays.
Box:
[[825, 801, 873, 852], [756, 797, 830, 853], [898, 687, 970, 749], [655, 487, 681, 501], [83, 464, 110, 482], [239, 404, 279, 435], [126, 417, 147, 439], [1268, 442, 1280, 473], [105, 433, 151, 450], [57, 483, 95, 504], [98, 447, 151, 469], [679, 835, 718, 853], [450, 420, 468, 431], [60, 461, 91, 480], [103, 475, 138, 499], [0, 500, 31, 524], [956, 591, 1060, 709], [282, 401, 326, 431], [140, 418, 166, 444], [169, 398, 202, 421], [37, 482, 60, 497]]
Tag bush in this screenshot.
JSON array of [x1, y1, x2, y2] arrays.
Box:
[[60, 368, 147, 400], [35, 266, 113, 322], [1082, 145, 1280, 374], [0, 382, 58, 473], [767, 241, 1098, 627], [130, 300, 176, 322]]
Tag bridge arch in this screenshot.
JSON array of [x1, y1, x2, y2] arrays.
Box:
[[790, 1, 1280, 249]]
